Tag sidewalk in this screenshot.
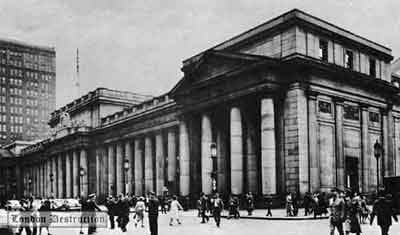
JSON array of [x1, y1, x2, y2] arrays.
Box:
[[219, 208, 329, 220]]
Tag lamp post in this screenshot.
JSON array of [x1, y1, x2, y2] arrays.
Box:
[[79, 167, 85, 198], [210, 142, 217, 194], [28, 177, 32, 196], [373, 140, 383, 191], [123, 159, 130, 195], [49, 173, 54, 197]]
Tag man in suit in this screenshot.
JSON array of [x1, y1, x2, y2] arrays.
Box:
[[212, 193, 224, 227], [370, 191, 398, 235], [148, 192, 160, 235]]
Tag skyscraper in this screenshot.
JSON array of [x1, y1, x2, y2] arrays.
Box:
[[0, 39, 56, 144]]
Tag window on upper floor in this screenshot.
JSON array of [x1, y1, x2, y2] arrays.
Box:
[[369, 58, 376, 77], [344, 50, 353, 69], [319, 39, 328, 62]]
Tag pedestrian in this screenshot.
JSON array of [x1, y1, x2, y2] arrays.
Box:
[[200, 193, 209, 223], [160, 195, 167, 214], [286, 192, 293, 217], [16, 199, 32, 235], [233, 195, 240, 219], [169, 195, 183, 226], [38, 199, 52, 235], [134, 196, 146, 228], [116, 194, 130, 232], [265, 195, 273, 217], [303, 192, 312, 216], [212, 193, 224, 227], [359, 195, 369, 224], [329, 190, 345, 235], [85, 194, 101, 235], [227, 195, 235, 219], [292, 192, 299, 216], [370, 192, 398, 235], [196, 198, 202, 217], [148, 191, 160, 235], [105, 195, 116, 229], [245, 192, 255, 216]]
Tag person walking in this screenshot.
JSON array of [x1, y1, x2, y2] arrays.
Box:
[[169, 195, 183, 226], [329, 190, 345, 235], [370, 192, 398, 235], [212, 193, 224, 227], [134, 196, 146, 228], [245, 192, 255, 216], [85, 194, 101, 235], [200, 193, 209, 223], [303, 192, 312, 216], [16, 199, 32, 235], [116, 194, 130, 232], [105, 195, 117, 229], [148, 192, 160, 235], [38, 199, 52, 235], [286, 192, 293, 217], [265, 195, 273, 217]]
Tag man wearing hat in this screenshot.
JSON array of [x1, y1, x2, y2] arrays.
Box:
[[148, 192, 160, 235], [370, 190, 398, 235], [85, 194, 101, 235], [105, 195, 117, 229]]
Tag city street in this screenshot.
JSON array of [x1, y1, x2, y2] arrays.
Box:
[[4, 210, 400, 235]]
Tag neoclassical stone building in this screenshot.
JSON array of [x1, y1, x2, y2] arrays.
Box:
[[6, 9, 400, 202]]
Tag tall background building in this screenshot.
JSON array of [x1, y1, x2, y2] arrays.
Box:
[[0, 39, 56, 145]]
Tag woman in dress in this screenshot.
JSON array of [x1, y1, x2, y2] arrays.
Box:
[[169, 195, 183, 226], [134, 197, 146, 228]]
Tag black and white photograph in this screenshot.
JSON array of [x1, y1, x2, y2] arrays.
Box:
[[0, 0, 400, 234]]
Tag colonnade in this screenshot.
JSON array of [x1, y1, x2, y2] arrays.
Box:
[[96, 127, 182, 197], [22, 149, 88, 198]]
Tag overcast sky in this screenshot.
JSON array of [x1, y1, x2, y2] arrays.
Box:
[[0, 0, 399, 107]]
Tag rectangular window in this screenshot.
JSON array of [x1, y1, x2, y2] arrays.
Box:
[[344, 50, 354, 69], [319, 39, 328, 62], [318, 100, 332, 114], [369, 58, 376, 77], [344, 104, 360, 121]]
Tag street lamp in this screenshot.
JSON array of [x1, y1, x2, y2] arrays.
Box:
[[374, 140, 383, 191], [28, 177, 32, 195], [79, 167, 85, 198], [49, 173, 54, 197], [123, 159, 130, 195], [210, 142, 217, 194]]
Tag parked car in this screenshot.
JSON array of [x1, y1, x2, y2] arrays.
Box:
[[51, 198, 81, 211], [5, 200, 21, 211]]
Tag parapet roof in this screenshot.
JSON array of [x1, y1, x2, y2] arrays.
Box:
[[0, 37, 55, 53], [184, 9, 392, 66]]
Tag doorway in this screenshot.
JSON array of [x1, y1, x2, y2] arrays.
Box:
[[345, 157, 359, 193]]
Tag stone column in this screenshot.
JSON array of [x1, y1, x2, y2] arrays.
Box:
[[134, 139, 143, 195], [52, 157, 57, 197], [245, 112, 258, 194], [167, 129, 177, 185], [80, 149, 88, 197], [261, 98, 276, 194], [108, 145, 116, 196], [125, 141, 133, 195], [116, 142, 124, 195], [101, 147, 108, 197], [335, 99, 345, 190], [155, 132, 165, 195], [38, 164, 42, 197], [179, 121, 190, 196], [360, 106, 369, 192], [387, 109, 395, 176], [308, 93, 319, 193], [201, 114, 212, 194], [382, 112, 388, 182], [95, 148, 101, 196], [216, 126, 227, 194], [144, 136, 154, 193], [72, 151, 79, 197], [230, 106, 243, 195], [57, 154, 64, 198], [65, 153, 72, 198], [47, 160, 51, 197]]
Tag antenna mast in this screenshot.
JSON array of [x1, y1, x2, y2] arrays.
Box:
[[75, 48, 80, 97]]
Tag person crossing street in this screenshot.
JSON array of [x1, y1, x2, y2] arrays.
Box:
[[212, 193, 224, 227], [148, 192, 160, 235]]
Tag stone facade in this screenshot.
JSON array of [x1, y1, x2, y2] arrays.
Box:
[[5, 9, 400, 204]]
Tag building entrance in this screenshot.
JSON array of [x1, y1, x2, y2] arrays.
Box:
[[346, 157, 359, 193]]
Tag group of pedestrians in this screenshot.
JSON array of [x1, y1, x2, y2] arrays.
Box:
[[329, 188, 398, 235]]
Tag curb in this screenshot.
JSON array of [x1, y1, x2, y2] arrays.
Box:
[[220, 215, 329, 221]]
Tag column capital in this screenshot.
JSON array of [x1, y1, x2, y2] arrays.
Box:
[[332, 97, 345, 105], [305, 89, 318, 99], [359, 103, 369, 111]]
